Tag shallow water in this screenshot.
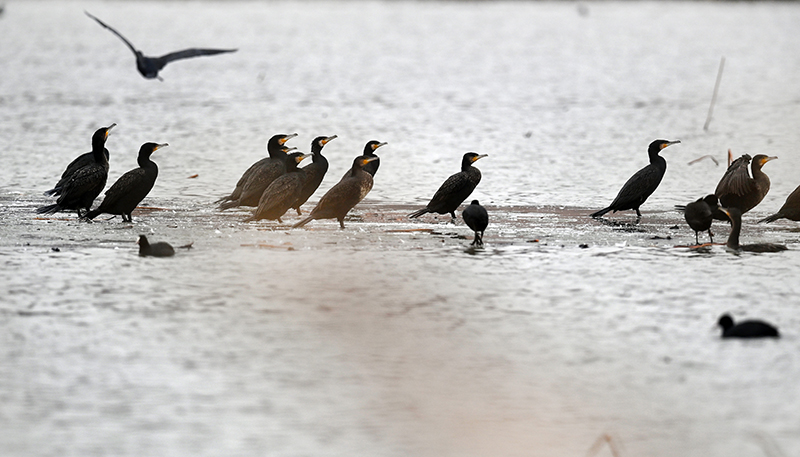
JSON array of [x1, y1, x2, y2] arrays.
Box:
[[1, 1, 800, 456]]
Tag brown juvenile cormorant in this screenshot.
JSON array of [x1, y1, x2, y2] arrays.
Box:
[[137, 235, 175, 257], [409, 152, 487, 222], [714, 153, 776, 214], [244, 152, 310, 223], [590, 139, 680, 219], [339, 140, 387, 180], [85, 143, 168, 222], [37, 126, 114, 218], [217, 133, 298, 206], [219, 137, 298, 210], [759, 183, 800, 223], [85, 11, 237, 81], [717, 314, 779, 338], [291, 135, 336, 215], [44, 124, 115, 197], [462, 200, 488, 246], [675, 194, 728, 245], [292, 156, 378, 229], [719, 207, 787, 253]]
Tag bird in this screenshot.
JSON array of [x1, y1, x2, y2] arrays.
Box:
[[675, 194, 728, 245], [44, 124, 115, 197], [85, 142, 168, 222], [409, 152, 487, 222], [85, 11, 237, 81], [339, 140, 387, 180], [244, 152, 310, 223], [714, 153, 776, 214], [291, 135, 337, 215], [462, 200, 488, 246], [759, 183, 800, 223], [719, 207, 787, 253], [293, 156, 378, 229], [37, 126, 115, 218], [717, 314, 779, 338], [217, 133, 298, 206], [590, 139, 680, 219], [137, 235, 175, 257]]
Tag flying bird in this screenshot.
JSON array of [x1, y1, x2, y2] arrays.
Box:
[[85, 11, 237, 81]]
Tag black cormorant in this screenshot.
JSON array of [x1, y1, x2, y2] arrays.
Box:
[[293, 156, 378, 229], [85, 11, 237, 81], [37, 126, 114, 218], [759, 183, 800, 223], [85, 142, 168, 222], [137, 235, 175, 257], [591, 139, 680, 219], [719, 207, 787, 253], [44, 124, 115, 197], [291, 135, 336, 215], [408, 152, 487, 222], [718, 314, 779, 338], [715, 153, 776, 214], [244, 152, 310, 223], [675, 194, 728, 245], [340, 140, 387, 180], [217, 133, 298, 206], [462, 200, 488, 246]]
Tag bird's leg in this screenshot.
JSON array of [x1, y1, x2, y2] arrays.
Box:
[[695, 233, 700, 246], [708, 229, 714, 243], [278, 217, 283, 224], [296, 208, 302, 216], [338, 219, 345, 229], [450, 212, 457, 224], [635, 208, 642, 218]]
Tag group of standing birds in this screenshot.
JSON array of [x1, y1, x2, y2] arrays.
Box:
[[590, 139, 796, 252]]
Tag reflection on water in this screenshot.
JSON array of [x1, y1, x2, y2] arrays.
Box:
[[1, 1, 800, 456]]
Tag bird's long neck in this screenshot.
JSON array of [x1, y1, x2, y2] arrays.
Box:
[[751, 163, 770, 190], [726, 213, 741, 250], [137, 154, 155, 169], [92, 139, 108, 164]]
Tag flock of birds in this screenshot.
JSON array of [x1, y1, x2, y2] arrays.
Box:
[[27, 11, 795, 338]]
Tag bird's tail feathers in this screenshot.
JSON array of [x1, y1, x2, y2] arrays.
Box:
[[408, 208, 429, 219], [218, 200, 239, 211], [43, 187, 60, 197], [84, 209, 101, 220], [36, 204, 61, 214], [590, 207, 611, 218], [758, 213, 781, 224], [674, 205, 687, 213], [292, 216, 314, 229]]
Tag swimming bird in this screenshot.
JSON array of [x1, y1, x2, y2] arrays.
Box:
[[759, 183, 800, 223], [292, 135, 336, 215], [719, 207, 787, 253], [44, 124, 115, 197], [714, 153, 776, 214], [244, 152, 310, 223], [462, 200, 488, 246], [675, 194, 728, 245], [293, 156, 378, 229], [37, 126, 114, 218], [590, 139, 680, 219], [85, 142, 168, 222], [717, 314, 779, 338], [85, 11, 237, 81], [340, 140, 387, 180], [137, 235, 175, 257], [217, 133, 298, 206], [408, 152, 487, 222]]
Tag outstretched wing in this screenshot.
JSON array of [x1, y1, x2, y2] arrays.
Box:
[[715, 154, 755, 197], [85, 11, 139, 56], [157, 48, 237, 66]]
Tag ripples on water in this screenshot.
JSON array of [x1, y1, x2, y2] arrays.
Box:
[[1, 1, 800, 456]]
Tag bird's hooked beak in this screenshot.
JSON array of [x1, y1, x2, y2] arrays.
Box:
[[362, 156, 379, 166], [661, 140, 681, 150], [154, 143, 169, 152], [284, 146, 298, 153], [472, 154, 488, 162], [761, 156, 778, 165], [105, 123, 117, 139], [372, 142, 388, 151], [296, 153, 311, 163], [322, 135, 338, 146], [280, 133, 299, 145]]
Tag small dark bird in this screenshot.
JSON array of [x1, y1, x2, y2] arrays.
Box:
[[37, 126, 115, 218], [719, 207, 788, 253], [717, 314, 779, 338], [462, 200, 488, 246], [339, 140, 387, 180], [759, 183, 800, 223], [292, 135, 337, 215], [591, 139, 680, 219], [85, 11, 237, 81], [675, 194, 728, 245], [85, 142, 168, 222], [217, 133, 298, 207], [244, 152, 310, 223], [44, 124, 115, 197], [409, 152, 487, 222], [137, 235, 175, 257], [293, 156, 378, 229], [715, 153, 776, 214]]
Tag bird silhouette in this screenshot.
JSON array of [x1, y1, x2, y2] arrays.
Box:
[[85, 11, 237, 81]]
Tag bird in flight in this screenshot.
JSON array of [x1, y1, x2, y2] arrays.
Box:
[[85, 11, 237, 81]]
